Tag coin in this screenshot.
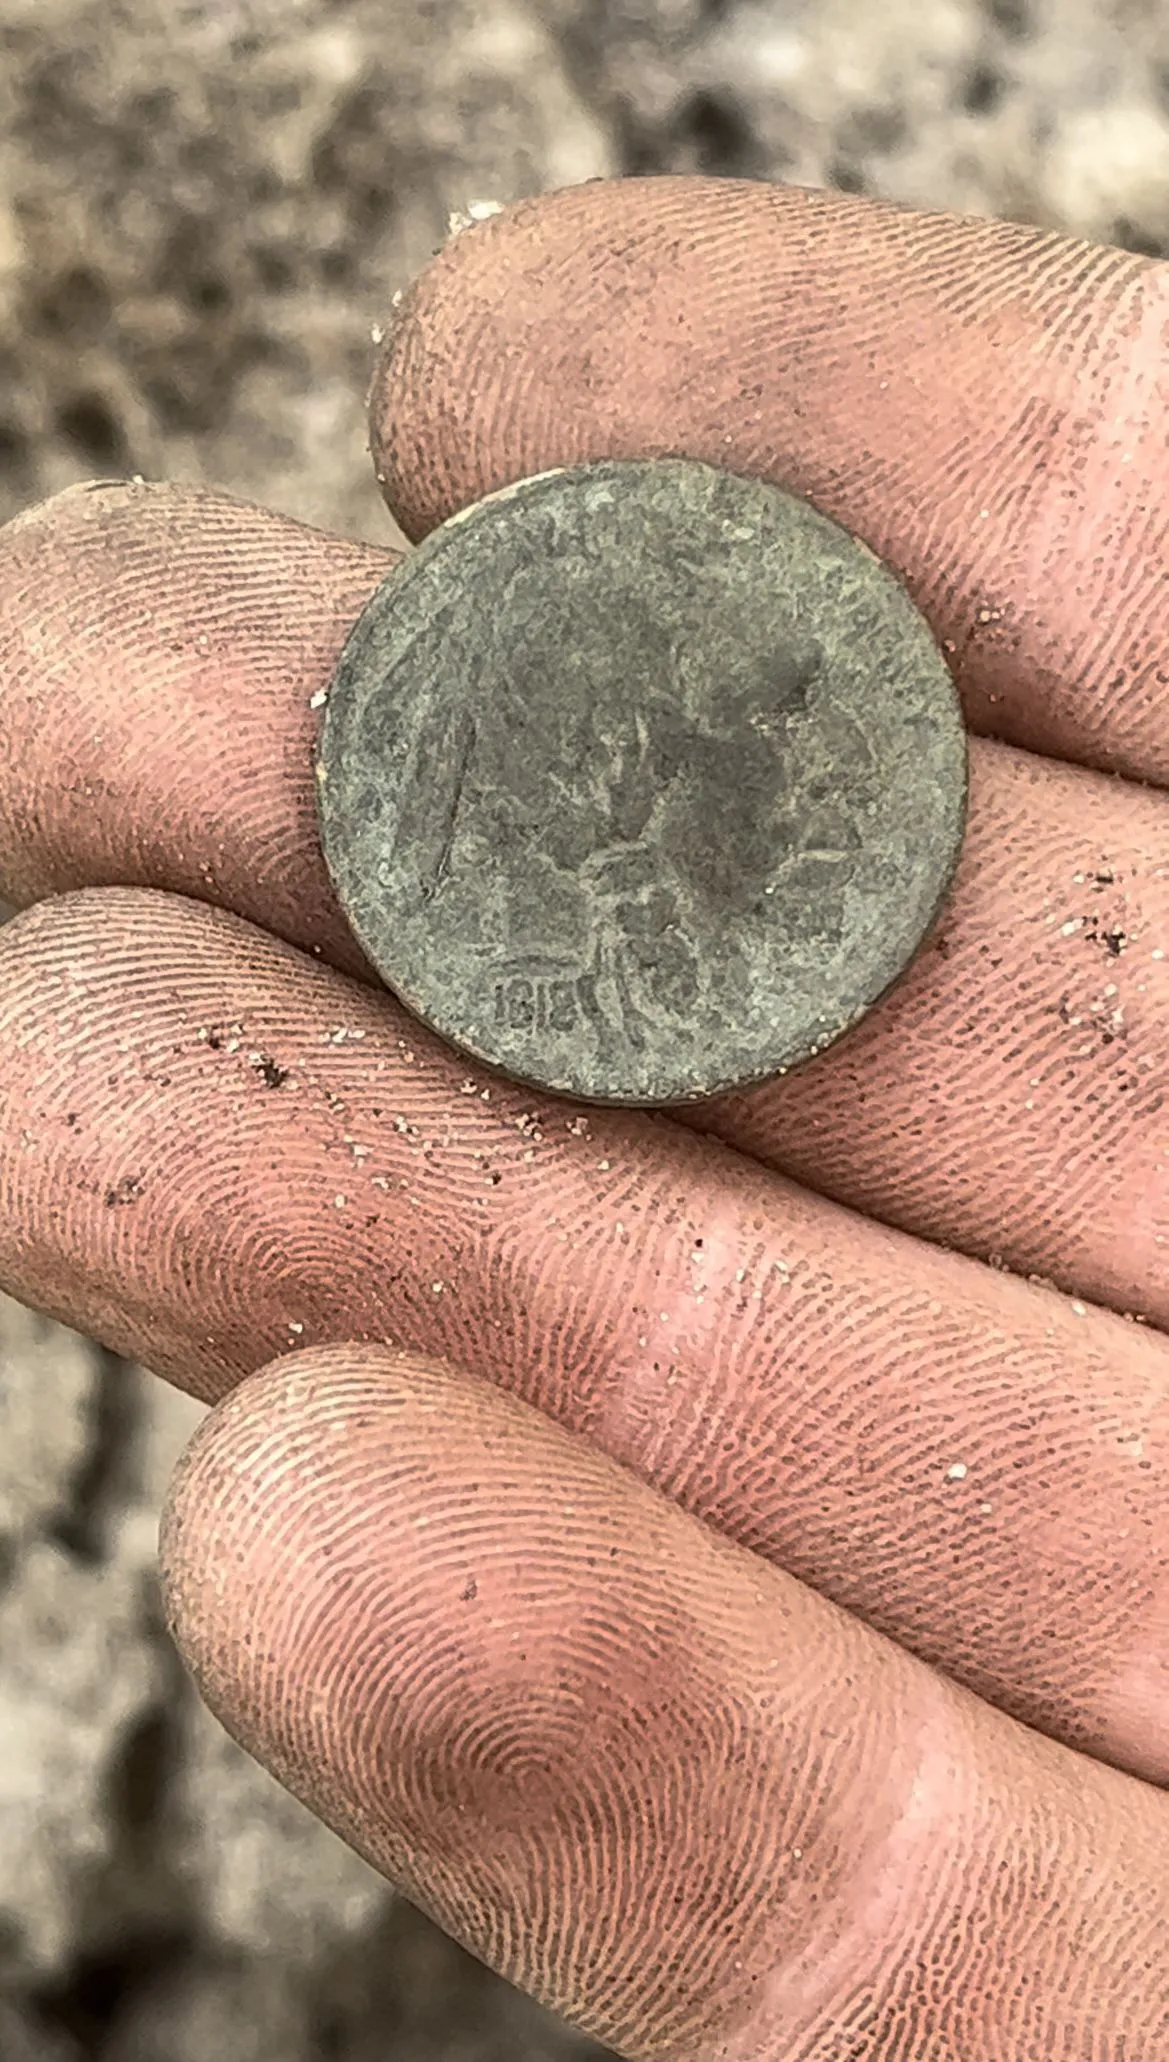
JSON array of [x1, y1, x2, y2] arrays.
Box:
[[316, 459, 967, 1105]]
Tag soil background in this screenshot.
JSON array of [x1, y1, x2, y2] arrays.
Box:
[[1, 2, 1167, 2057]]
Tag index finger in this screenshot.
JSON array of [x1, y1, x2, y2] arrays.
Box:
[[372, 177, 1169, 786]]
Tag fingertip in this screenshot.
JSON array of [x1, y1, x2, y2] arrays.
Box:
[[159, 1344, 401, 1710], [0, 879, 153, 974], [157, 1376, 224, 1670], [153, 1335, 1169, 2059], [367, 189, 557, 542], [2, 474, 157, 532], [368, 176, 1166, 782], [0, 477, 224, 587], [0, 479, 390, 954], [156, 1339, 863, 2054]]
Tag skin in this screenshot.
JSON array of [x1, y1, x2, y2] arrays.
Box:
[[0, 175, 1167, 2055]]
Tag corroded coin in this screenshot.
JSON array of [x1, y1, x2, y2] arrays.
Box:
[[316, 459, 967, 1105]]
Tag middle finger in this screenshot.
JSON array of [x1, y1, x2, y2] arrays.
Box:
[[1, 481, 1166, 1320]]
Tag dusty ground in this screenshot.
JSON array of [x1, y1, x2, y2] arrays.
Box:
[[1, 1, 1167, 2056]]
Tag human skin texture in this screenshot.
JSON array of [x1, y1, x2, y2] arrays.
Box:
[[0, 177, 1167, 2056]]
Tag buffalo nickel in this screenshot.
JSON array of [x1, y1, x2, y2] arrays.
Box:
[[316, 459, 967, 1105]]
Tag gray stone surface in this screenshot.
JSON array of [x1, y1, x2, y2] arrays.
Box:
[[0, 2001, 81, 2062], [170, 1714, 393, 1962], [0, 1297, 99, 1555], [0, 0, 1166, 2054], [0, 1539, 166, 1979], [101, 1960, 320, 2062], [320, 461, 966, 1102], [0, 0, 614, 539]]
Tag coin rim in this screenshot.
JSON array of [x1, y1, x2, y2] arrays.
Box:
[[316, 460, 969, 1106]]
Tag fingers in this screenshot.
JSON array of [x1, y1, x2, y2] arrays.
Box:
[[701, 738, 1169, 1323], [1, 483, 1165, 1325], [162, 1345, 1169, 2058], [3, 887, 1169, 1786], [373, 178, 1169, 787], [0, 479, 391, 974]]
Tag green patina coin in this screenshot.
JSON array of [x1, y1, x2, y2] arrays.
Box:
[[316, 459, 967, 1105]]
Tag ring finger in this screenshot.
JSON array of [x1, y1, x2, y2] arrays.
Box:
[[1, 885, 1167, 1786]]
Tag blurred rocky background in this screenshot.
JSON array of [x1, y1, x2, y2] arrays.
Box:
[[0, 1, 1166, 2055]]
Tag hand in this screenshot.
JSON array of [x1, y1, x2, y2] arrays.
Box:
[[1, 177, 1166, 2057]]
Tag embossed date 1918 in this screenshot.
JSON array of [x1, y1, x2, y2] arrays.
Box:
[[494, 974, 583, 1035]]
